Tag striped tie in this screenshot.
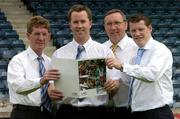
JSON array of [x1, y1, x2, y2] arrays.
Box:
[[37, 57, 52, 112], [76, 45, 85, 102], [110, 44, 118, 56], [128, 48, 145, 107], [76, 45, 85, 59], [108, 44, 118, 106]]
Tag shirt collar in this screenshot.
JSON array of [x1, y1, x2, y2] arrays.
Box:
[[72, 37, 93, 52], [27, 47, 45, 61], [141, 37, 154, 50], [109, 34, 129, 50]]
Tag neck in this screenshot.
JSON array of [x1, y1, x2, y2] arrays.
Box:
[[75, 36, 90, 45]]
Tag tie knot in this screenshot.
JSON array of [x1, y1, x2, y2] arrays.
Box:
[[76, 45, 85, 59], [111, 44, 118, 54], [37, 56, 43, 61], [137, 48, 145, 57], [77, 45, 85, 52], [135, 48, 145, 64]]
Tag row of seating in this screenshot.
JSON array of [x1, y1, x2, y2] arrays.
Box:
[[21, 0, 180, 48], [0, 10, 25, 100]]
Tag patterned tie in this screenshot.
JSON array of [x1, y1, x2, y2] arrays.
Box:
[[110, 44, 118, 56], [37, 57, 52, 112], [76, 45, 85, 102], [107, 44, 118, 106], [128, 48, 145, 107], [76, 45, 85, 59]]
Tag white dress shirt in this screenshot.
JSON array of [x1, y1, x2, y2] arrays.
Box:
[[7, 47, 51, 106], [52, 37, 115, 107], [123, 37, 174, 112], [104, 34, 137, 107]]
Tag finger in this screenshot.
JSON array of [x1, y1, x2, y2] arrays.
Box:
[[47, 72, 60, 76], [48, 69, 60, 72], [50, 95, 63, 100]]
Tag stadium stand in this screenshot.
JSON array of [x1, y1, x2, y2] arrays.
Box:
[[0, 9, 25, 102]]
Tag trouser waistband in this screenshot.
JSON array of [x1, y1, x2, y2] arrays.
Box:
[[59, 104, 107, 111], [13, 104, 41, 111]]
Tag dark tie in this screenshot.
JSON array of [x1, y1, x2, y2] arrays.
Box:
[[128, 48, 145, 107], [76, 45, 85, 60], [37, 57, 52, 112]]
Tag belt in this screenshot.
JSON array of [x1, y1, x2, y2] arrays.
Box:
[[60, 104, 107, 111], [13, 104, 42, 111]]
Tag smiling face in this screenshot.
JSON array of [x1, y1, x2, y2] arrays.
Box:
[[69, 11, 92, 44], [129, 20, 152, 48], [104, 12, 127, 44], [26, 16, 51, 56], [27, 26, 50, 55], [128, 14, 152, 48]]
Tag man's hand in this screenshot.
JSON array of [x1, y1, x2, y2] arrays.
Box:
[[104, 79, 120, 94], [106, 58, 123, 71], [48, 83, 64, 100], [40, 69, 60, 85]]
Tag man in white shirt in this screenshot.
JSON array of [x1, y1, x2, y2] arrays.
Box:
[[103, 9, 137, 118], [48, 4, 119, 119], [106, 14, 174, 119], [7, 16, 60, 119]]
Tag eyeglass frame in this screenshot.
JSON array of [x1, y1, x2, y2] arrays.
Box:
[[104, 20, 126, 27]]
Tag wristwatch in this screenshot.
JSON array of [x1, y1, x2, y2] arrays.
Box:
[[119, 64, 123, 72]]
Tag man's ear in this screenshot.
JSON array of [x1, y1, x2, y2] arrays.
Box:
[[26, 32, 30, 41]]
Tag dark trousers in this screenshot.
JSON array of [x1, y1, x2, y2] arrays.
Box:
[[130, 105, 174, 119], [10, 104, 54, 119], [106, 106, 131, 119], [115, 107, 131, 119], [56, 104, 107, 119]]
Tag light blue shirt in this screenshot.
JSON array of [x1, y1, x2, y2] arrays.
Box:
[[123, 37, 174, 112]]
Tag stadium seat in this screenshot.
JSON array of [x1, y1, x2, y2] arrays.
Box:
[[5, 30, 19, 39], [0, 40, 12, 48], [0, 60, 8, 69], [0, 49, 17, 60]]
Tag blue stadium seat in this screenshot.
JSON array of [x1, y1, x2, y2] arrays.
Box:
[[0, 30, 5, 39], [0, 49, 17, 60], [0, 12, 6, 21], [5, 30, 19, 39], [171, 47, 180, 56], [173, 56, 180, 68], [0, 21, 13, 32], [55, 28, 72, 39], [0, 67, 6, 76], [0, 40, 12, 48], [12, 40, 25, 49], [0, 60, 8, 69]]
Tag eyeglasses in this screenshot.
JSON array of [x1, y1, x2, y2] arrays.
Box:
[[105, 21, 125, 27]]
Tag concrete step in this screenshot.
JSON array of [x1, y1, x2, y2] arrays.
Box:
[[7, 15, 32, 20], [1, 8, 30, 15], [0, 101, 12, 118], [44, 46, 56, 57]]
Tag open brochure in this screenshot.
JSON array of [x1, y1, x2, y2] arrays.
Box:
[[51, 58, 107, 98]]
